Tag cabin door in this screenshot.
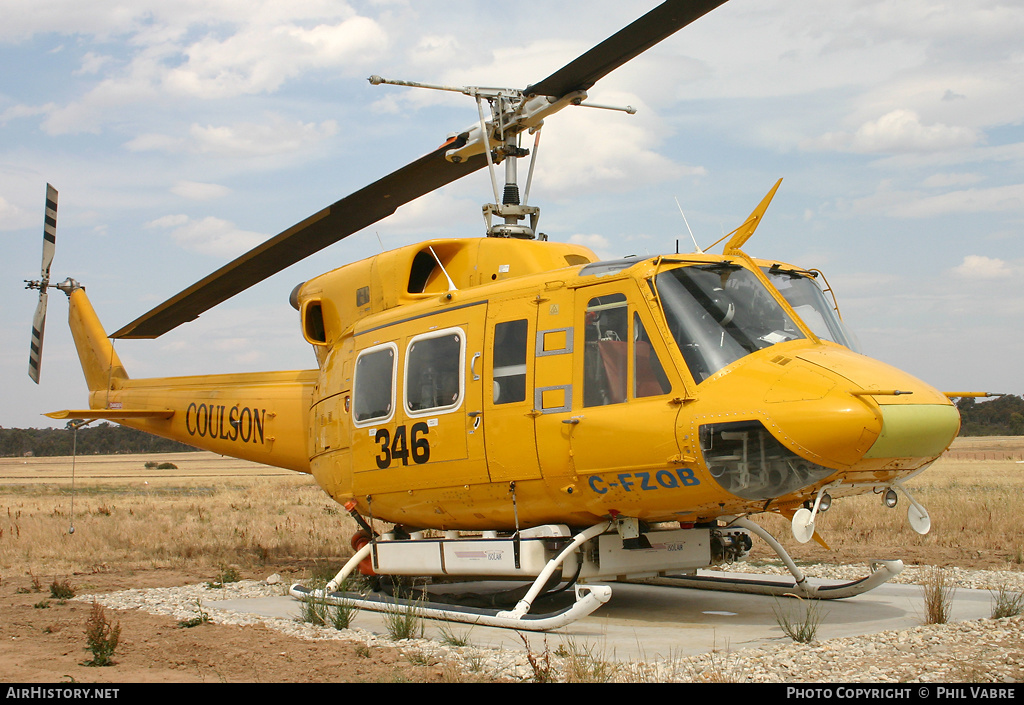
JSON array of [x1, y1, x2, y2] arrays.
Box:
[[482, 297, 541, 482]]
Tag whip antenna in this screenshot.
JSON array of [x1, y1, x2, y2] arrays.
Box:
[[675, 197, 703, 254]]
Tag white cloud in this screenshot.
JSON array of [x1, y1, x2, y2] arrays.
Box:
[[74, 52, 113, 76], [951, 255, 1013, 279], [890, 183, 1024, 218], [408, 35, 462, 70], [188, 118, 338, 158], [41, 76, 160, 134], [0, 102, 55, 126], [126, 117, 338, 159], [921, 172, 983, 189], [125, 133, 183, 152], [171, 181, 231, 201], [146, 214, 190, 229], [531, 98, 704, 198], [145, 214, 265, 258], [0, 196, 36, 231], [7, 6, 386, 135], [805, 109, 980, 154], [163, 17, 388, 99], [842, 180, 1024, 220], [373, 188, 481, 240]]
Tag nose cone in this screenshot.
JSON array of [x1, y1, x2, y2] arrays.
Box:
[[862, 403, 960, 460]]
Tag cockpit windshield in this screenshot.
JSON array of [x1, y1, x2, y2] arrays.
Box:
[[654, 264, 804, 384], [761, 265, 861, 352]]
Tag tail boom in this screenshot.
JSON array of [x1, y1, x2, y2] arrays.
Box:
[[57, 285, 316, 473]]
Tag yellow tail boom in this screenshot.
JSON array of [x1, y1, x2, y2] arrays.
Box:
[[49, 285, 316, 473]]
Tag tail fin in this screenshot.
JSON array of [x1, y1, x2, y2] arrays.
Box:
[[66, 284, 128, 393]]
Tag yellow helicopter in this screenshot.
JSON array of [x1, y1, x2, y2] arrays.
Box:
[[28, 0, 976, 630]]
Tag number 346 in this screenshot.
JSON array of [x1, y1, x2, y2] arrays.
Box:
[[374, 423, 430, 469]]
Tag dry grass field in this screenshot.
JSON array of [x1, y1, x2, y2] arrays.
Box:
[[0, 438, 1021, 682], [0, 452, 353, 577]]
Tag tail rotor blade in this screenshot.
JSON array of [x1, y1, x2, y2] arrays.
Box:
[[41, 183, 58, 282], [28, 183, 58, 383], [29, 290, 47, 384]]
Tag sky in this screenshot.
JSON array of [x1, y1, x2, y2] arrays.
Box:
[[2, 0, 1023, 429]]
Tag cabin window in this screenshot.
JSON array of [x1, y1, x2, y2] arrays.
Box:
[[633, 313, 671, 398], [492, 319, 528, 404], [583, 294, 629, 406], [405, 328, 464, 414], [353, 344, 396, 424], [583, 295, 671, 407]]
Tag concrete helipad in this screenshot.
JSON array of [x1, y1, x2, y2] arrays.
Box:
[[206, 571, 996, 661]]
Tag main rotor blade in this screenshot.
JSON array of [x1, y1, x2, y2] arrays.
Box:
[[523, 0, 729, 98], [111, 135, 486, 339]]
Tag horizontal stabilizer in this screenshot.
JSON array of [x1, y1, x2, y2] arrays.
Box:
[[45, 409, 175, 421]]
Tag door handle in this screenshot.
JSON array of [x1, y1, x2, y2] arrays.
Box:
[[471, 352, 482, 381]]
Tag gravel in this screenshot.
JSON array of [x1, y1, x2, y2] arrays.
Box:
[[77, 563, 1024, 683]]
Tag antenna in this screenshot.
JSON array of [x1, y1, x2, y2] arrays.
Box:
[[674, 197, 703, 254]]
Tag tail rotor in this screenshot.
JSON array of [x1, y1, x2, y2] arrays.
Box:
[[26, 183, 58, 384]]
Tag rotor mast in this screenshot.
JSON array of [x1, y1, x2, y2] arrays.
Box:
[[368, 75, 634, 239]]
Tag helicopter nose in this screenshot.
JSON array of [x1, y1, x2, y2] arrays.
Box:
[[790, 348, 960, 468], [694, 347, 960, 503]]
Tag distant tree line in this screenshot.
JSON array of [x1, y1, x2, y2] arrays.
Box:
[[0, 422, 198, 457], [955, 394, 1024, 436]]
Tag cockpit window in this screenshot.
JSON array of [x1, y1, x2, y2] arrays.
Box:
[[761, 265, 861, 352], [654, 264, 804, 383]]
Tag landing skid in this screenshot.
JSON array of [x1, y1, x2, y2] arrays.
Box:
[[690, 516, 906, 599], [636, 559, 904, 599], [288, 516, 906, 632]]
